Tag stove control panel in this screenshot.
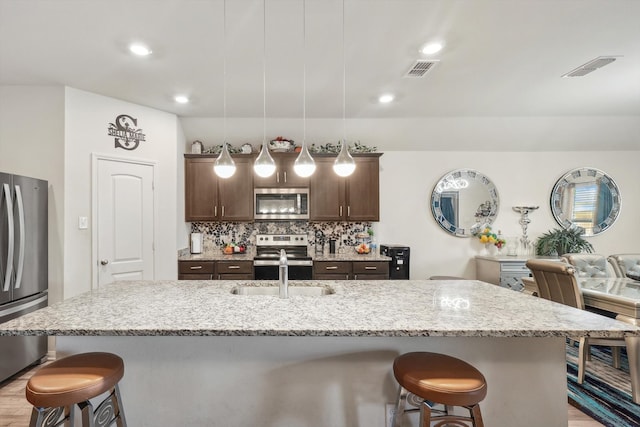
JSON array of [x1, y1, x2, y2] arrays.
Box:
[[256, 234, 308, 246]]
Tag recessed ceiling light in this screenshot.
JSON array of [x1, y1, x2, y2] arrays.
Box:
[[129, 43, 152, 56], [174, 95, 189, 104], [420, 42, 443, 55], [378, 94, 394, 104]]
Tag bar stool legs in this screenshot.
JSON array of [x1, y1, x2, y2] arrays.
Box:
[[29, 384, 127, 427], [391, 352, 487, 427]]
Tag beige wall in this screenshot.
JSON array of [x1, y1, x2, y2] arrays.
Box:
[[0, 85, 65, 304], [64, 87, 179, 298], [377, 151, 640, 279]]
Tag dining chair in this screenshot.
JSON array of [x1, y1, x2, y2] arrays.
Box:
[[607, 254, 640, 279], [525, 259, 626, 384], [561, 253, 616, 278]]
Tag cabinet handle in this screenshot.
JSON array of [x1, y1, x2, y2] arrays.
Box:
[[339, 206, 343, 216], [276, 172, 280, 183], [189, 266, 203, 270], [364, 266, 377, 270], [214, 205, 217, 217], [354, 274, 357, 280], [222, 206, 225, 217], [284, 171, 287, 182], [217, 274, 221, 280], [228, 265, 240, 269], [326, 266, 338, 270], [346, 274, 350, 280], [347, 206, 350, 217]]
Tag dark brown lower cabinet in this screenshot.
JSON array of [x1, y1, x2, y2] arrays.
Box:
[[178, 261, 215, 280], [313, 261, 389, 280], [216, 261, 253, 280], [178, 260, 253, 280]]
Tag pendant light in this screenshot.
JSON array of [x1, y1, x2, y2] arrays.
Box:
[[253, 0, 276, 178], [214, 0, 236, 179], [333, 0, 356, 177], [293, 0, 316, 178]]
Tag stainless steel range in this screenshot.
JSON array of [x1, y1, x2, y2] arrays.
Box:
[[254, 234, 313, 280]]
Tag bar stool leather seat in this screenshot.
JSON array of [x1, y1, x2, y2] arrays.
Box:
[[392, 352, 487, 427], [26, 352, 127, 427]]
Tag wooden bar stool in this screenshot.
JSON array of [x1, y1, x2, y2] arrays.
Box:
[[391, 352, 487, 427], [26, 352, 127, 427]]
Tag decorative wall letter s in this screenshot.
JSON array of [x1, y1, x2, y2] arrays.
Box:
[[108, 114, 147, 150]]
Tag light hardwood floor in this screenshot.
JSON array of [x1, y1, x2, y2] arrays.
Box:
[[0, 362, 603, 427]]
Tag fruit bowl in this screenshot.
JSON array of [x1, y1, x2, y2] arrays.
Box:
[[355, 244, 370, 254]]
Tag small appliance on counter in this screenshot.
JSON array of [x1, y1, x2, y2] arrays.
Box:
[[190, 232, 203, 254], [380, 244, 410, 280]]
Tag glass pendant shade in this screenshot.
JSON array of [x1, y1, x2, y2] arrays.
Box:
[[333, 140, 356, 177], [254, 142, 276, 177], [293, 142, 316, 177], [214, 143, 236, 178]]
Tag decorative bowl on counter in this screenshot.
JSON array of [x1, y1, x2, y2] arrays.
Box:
[[355, 243, 370, 254]]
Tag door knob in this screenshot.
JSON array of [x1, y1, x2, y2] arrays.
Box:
[[100, 259, 109, 265]]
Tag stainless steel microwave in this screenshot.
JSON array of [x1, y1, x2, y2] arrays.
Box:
[[254, 188, 309, 220]]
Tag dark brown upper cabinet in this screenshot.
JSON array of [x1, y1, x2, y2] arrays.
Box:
[[253, 152, 310, 188]]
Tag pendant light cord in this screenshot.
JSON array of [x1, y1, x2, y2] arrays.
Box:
[[303, 0, 306, 144], [342, 0, 346, 146], [223, 0, 227, 146], [263, 0, 266, 144]]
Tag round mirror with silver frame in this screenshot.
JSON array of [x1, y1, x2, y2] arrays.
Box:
[[431, 169, 500, 237], [550, 167, 621, 236]]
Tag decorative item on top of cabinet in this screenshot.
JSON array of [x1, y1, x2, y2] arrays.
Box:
[[309, 153, 382, 222], [184, 155, 253, 222], [253, 152, 309, 188]]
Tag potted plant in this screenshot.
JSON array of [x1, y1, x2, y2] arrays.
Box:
[[534, 227, 594, 256]]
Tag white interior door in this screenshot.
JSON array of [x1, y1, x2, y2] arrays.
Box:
[[96, 158, 154, 286]]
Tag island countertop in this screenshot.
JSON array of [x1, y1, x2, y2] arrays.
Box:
[[1, 280, 638, 338]]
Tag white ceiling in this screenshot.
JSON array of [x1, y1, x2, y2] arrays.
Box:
[[1, 0, 639, 144]]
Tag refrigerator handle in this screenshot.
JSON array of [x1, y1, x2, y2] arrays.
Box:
[[2, 183, 14, 292], [14, 185, 25, 289]]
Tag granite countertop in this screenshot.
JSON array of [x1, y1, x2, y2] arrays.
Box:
[[313, 252, 391, 262], [178, 249, 391, 262], [1, 280, 638, 338]]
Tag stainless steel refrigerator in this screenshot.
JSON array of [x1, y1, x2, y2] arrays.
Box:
[[0, 172, 48, 382]]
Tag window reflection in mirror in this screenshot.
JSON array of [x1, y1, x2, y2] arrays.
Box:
[[431, 169, 500, 237], [551, 168, 621, 236]]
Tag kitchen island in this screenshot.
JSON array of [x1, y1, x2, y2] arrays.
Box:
[[1, 279, 638, 427]]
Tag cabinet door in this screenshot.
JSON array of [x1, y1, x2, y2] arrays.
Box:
[[178, 261, 215, 280], [353, 261, 389, 280], [346, 157, 380, 221], [185, 158, 218, 221], [218, 157, 254, 221], [314, 261, 351, 279], [309, 158, 346, 221], [216, 260, 253, 276], [253, 153, 309, 188]]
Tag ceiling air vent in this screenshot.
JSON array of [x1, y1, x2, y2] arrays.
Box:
[[561, 56, 621, 77], [404, 59, 439, 78]]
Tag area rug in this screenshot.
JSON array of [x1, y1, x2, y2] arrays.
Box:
[[566, 342, 640, 427]]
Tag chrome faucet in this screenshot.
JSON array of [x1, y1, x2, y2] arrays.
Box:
[[279, 249, 288, 299]]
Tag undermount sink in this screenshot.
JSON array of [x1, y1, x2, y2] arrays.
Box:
[[231, 285, 334, 296]]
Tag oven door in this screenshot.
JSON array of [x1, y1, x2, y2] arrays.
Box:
[[253, 260, 313, 280], [254, 188, 309, 220]]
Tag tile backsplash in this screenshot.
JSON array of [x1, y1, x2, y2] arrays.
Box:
[[191, 221, 373, 250]]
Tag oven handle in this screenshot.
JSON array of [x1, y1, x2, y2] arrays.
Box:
[[254, 260, 313, 267]]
